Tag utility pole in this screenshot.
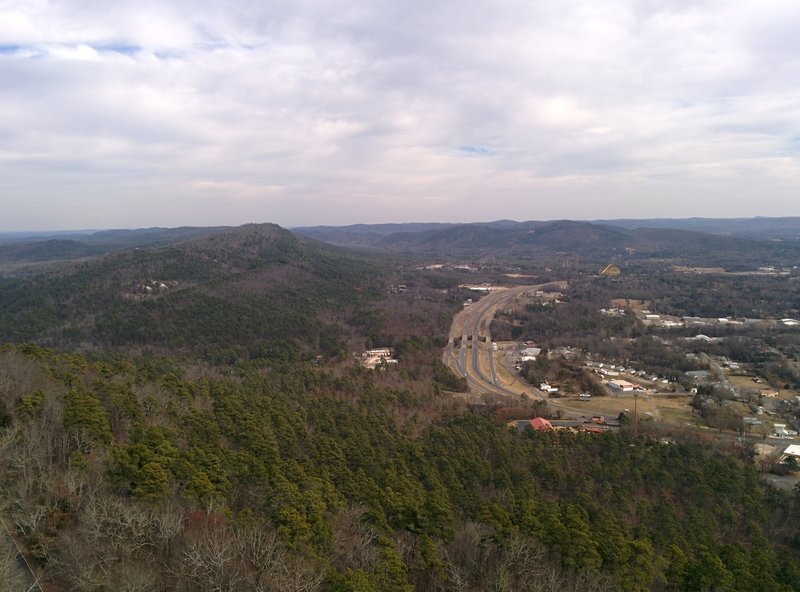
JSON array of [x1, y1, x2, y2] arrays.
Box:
[[633, 391, 638, 438]]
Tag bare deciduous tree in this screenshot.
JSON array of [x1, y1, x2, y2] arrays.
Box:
[[331, 505, 378, 572]]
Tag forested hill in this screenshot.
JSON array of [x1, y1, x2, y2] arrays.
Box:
[[0, 344, 798, 590], [0, 226, 228, 268], [0, 224, 391, 359], [294, 219, 800, 268]]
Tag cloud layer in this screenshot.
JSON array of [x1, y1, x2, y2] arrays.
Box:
[[2, 0, 800, 229]]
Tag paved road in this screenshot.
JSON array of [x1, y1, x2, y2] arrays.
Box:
[[443, 285, 589, 414], [445, 285, 531, 390], [443, 283, 650, 419]]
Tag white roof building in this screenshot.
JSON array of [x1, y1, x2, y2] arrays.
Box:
[[608, 380, 638, 392]]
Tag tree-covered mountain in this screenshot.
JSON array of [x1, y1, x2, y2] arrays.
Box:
[[0, 224, 394, 360]]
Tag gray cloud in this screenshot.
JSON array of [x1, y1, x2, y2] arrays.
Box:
[[1, 0, 800, 229]]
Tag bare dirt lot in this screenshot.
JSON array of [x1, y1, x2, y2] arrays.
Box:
[[610, 298, 651, 314]]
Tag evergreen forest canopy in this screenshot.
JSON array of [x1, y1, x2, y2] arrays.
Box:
[[0, 222, 798, 591]]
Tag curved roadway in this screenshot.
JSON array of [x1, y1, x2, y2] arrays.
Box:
[[445, 285, 543, 397], [443, 283, 589, 417]]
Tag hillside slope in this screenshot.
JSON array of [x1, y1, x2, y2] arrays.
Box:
[[0, 224, 384, 358]]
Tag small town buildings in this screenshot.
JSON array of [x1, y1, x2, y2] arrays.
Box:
[[361, 348, 398, 369], [530, 417, 554, 431], [512, 415, 621, 435], [779, 445, 800, 464], [773, 424, 798, 438], [686, 370, 711, 381], [608, 380, 638, 392], [521, 347, 542, 357]]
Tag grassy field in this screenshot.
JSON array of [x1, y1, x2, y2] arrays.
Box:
[[554, 393, 695, 423], [610, 298, 651, 314]]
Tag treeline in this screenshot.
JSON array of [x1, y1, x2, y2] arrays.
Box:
[[591, 273, 800, 321], [1, 344, 799, 591]]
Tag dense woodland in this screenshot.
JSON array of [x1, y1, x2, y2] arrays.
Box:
[[0, 345, 799, 591], [1, 224, 800, 590]]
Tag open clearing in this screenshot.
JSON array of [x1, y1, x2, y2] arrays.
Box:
[[610, 298, 651, 314]]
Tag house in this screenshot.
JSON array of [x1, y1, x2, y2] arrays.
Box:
[[530, 417, 554, 431], [779, 445, 800, 463]]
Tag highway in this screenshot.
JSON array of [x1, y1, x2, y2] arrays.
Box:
[[443, 286, 800, 448], [443, 283, 670, 419], [444, 284, 555, 401]]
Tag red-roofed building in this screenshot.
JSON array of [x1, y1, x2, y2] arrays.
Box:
[[530, 417, 554, 431]]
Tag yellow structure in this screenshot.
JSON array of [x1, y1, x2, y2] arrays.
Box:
[[600, 263, 620, 276]]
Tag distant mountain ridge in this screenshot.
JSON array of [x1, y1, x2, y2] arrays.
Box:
[[293, 218, 800, 267], [0, 226, 228, 270], [294, 216, 800, 243], [593, 216, 800, 239]]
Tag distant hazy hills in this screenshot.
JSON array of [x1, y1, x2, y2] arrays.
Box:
[[293, 216, 800, 243], [293, 218, 800, 267], [595, 216, 800, 239]]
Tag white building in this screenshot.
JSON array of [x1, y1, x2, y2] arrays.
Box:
[[608, 380, 638, 392]]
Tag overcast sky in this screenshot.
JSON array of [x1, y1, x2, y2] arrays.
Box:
[[2, 0, 800, 230]]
